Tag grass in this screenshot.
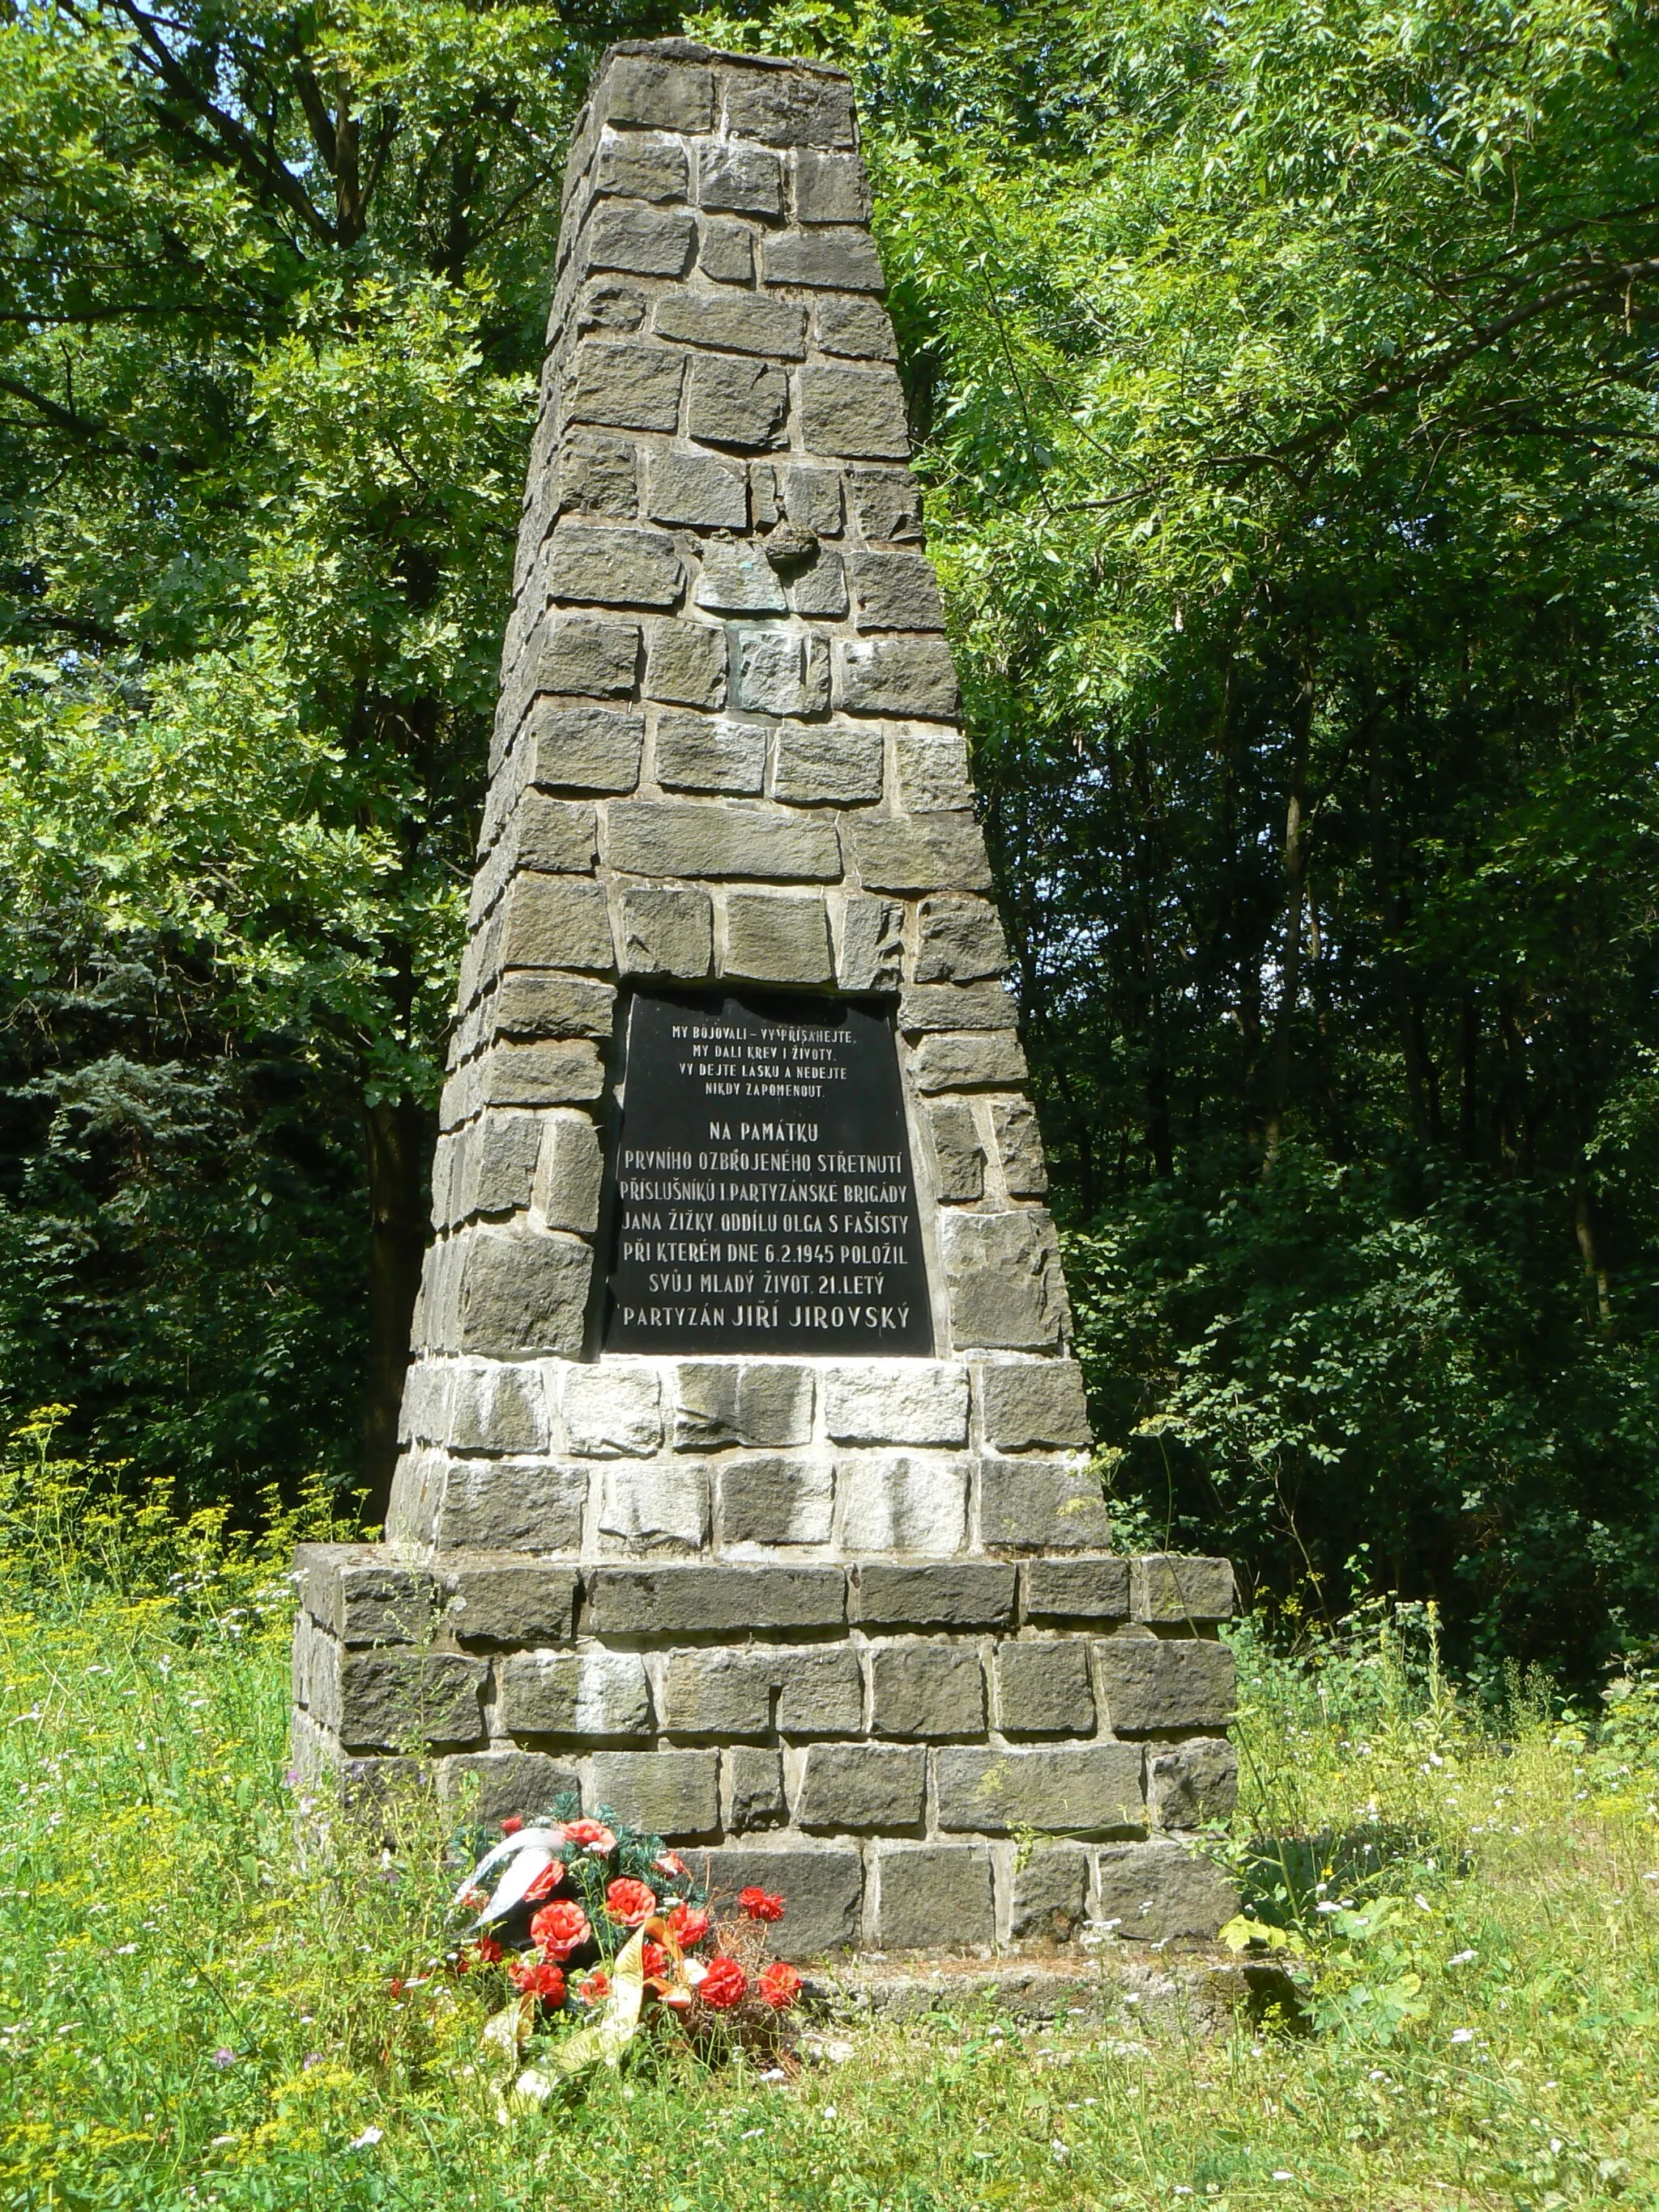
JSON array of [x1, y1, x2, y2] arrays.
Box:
[[2, 1415, 1658, 2210]]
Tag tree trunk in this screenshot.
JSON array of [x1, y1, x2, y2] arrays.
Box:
[[362, 1094, 433, 1524], [1262, 672, 1312, 1177]]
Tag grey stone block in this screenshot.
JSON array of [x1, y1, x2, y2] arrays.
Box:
[[613, 884, 714, 978], [750, 462, 781, 528], [1024, 1557, 1132, 1622], [816, 296, 896, 360], [698, 1844, 863, 1958], [991, 1097, 1049, 1196], [926, 1099, 985, 1201], [855, 1562, 1017, 1630], [1146, 1737, 1239, 1827], [838, 1454, 968, 1554], [338, 1652, 488, 1752], [911, 1030, 1030, 1093], [433, 1455, 587, 1554], [727, 1746, 787, 1830], [699, 140, 784, 215], [723, 890, 834, 984], [519, 699, 644, 792], [645, 619, 728, 708], [936, 1745, 1145, 1835], [448, 1357, 549, 1454], [698, 217, 755, 285], [852, 814, 989, 893], [646, 449, 748, 530], [540, 616, 641, 697], [832, 893, 904, 990], [587, 1749, 720, 1840], [719, 1455, 834, 1547], [298, 1548, 440, 1647], [763, 227, 885, 291], [565, 341, 686, 433], [799, 364, 910, 457], [500, 1648, 651, 1739], [536, 1112, 604, 1235], [687, 355, 788, 447], [869, 1641, 985, 1739], [796, 1743, 926, 1833], [733, 628, 808, 707], [507, 795, 603, 877], [454, 1229, 594, 1359], [585, 202, 697, 278], [1094, 1638, 1235, 1734], [655, 291, 808, 358], [659, 1647, 773, 1738], [598, 1461, 710, 1552], [443, 1562, 580, 1647], [560, 1364, 662, 1456], [774, 1643, 864, 1736], [852, 551, 945, 631], [822, 1362, 969, 1446], [795, 150, 872, 224], [1132, 1554, 1237, 1624], [784, 464, 844, 534], [673, 1360, 814, 1448], [723, 66, 855, 149], [603, 53, 715, 133], [941, 1211, 1068, 1351], [978, 1362, 1090, 1451], [574, 278, 647, 336], [995, 1639, 1095, 1737], [772, 718, 883, 805], [586, 1563, 847, 1635], [437, 1751, 578, 1828], [915, 894, 1008, 981], [790, 547, 848, 618], [605, 799, 840, 881], [697, 544, 788, 615], [898, 982, 1017, 1034], [655, 711, 766, 795], [471, 1042, 605, 1113], [876, 1845, 995, 1950], [545, 524, 682, 609], [1010, 1844, 1090, 1941], [982, 1458, 1111, 1553], [488, 973, 615, 1044], [595, 133, 689, 204], [895, 731, 972, 814], [847, 467, 923, 542], [1097, 1839, 1239, 1941], [559, 432, 639, 517]]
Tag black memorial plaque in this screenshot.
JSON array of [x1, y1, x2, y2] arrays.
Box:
[[600, 991, 934, 1355]]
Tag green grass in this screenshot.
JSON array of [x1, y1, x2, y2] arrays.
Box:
[[2, 1420, 1658, 2210]]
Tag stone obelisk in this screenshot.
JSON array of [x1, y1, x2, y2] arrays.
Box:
[[292, 39, 1239, 1959]]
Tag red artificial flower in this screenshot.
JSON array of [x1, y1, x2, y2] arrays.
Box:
[[757, 1960, 803, 2011], [458, 1886, 489, 1913], [575, 1968, 611, 2006], [564, 1819, 617, 1855], [522, 1858, 566, 1904], [509, 1958, 565, 2004], [529, 1900, 591, 1960], [738, 1886, 786, 1924], [605, 1877, 658, 1928], [501, 1816, 523, 1836], [665, 1902, 710, 1948], [641, 1937, 671, 1982], [699, 1956, 748, 2010], [655, 1852, 689, 1879], [472, 1937, 504, 1966]]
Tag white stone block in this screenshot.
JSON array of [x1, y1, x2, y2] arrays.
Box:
[[822, 1362, 970, 1447], [599, 1463, 711, 1550], [837, 1454, 969, 1554], [447, 1357, 549, 1453], [561, 1363, 663, 1456]]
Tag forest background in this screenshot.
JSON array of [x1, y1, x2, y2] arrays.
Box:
[[1, 0, 1654, 1684]]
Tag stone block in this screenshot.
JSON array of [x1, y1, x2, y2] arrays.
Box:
[[338, 1652, 488, 1752], [795, 1744, 926, 1833], [832, 893, 903, 990], [1096, 1840, 1239, 1941], [437, 1751, 579, 1828], [822, 1362, 969, 1447], [995, 1639, 1095, 1737], [981, 1458, 1111, 1553], [519, 699, 645, 793], [574, 278, 647, 337], [698, 1845, 863, 1958], [467, 1042, 606, 1115], [978, 1362, 1090, 1451], [936, 1745, 1145, 1835], [659, 1647, 773, 1738], [868, 1641, 985, 1739], [699, 140, 784, 215], [852, 814, 988, 895], [789, 547, 848, 618], [687, 355, 789, 447], [539, 616, 641, 697], [1010, 1844, 1090, 1942], [1094, 1638, 1235, 1735], [603, 53, 715, 133], [599, 1462, 711, 1551], [605, 799, 840, 881], [855, 1561, 1017, 1629], [506, 795, 603, 877], [487, 973, 616, 1048], [586, 1563, 846, 1635], [433, 1455, 587, 1554], [750, 462, 782, 528], [455, 1229, 594, 1359], [876, 1845, 995, 1950], [794, 149, 872, 224], [595, 132, 689, 204], [915, 894, 1008, 982], [896, 735, 972, 820], [799, 364, 910, 457], [559, 432, 639, 517], [838, 1454, 968, 1554], [772, 718, 883, 805], [499, 1648, 652, 1739], [612, 884, 714, 978], [673, 1359, 814, 1448], [763, 227, 885, 291], [990, 1097, 1048, 1196], [723, 66, 855, 149], [816, 297, 896, 360], [545, 524, 682, 610], [726, 1747, 787, 1831], [733, 628, 807, 706], [536, 1112, 604, 1235], [1146, 1737, 1239, 1827], [696, 544, 788, 616], [585, 202, 697, 278], [719, 1455, 834, 1547], [587, 1749, 720, 1840], [1024, 1557, 1132, 1622], [698, 218, 755, 285], [774, 1643, 865, 1735], [852, 551, 945, 631], [784, 464, 844, 535], [847, 467, 923, 543], [645, 619, 728, 708], [443, 1562, 580, 1647], [646, 448, 748, 530], [898, 982, 1017, 1034], [925, 1099, 985, 1201], [655, 710, 766, 795], [910, 1030, 1030, 1093], [560, 1365, 662, 1456], [655, 291, 808, 358], [723, 890, 833, 984], [565, 341, 686, 433], [1132, 1554, 1237, 1624], [941, 1211, 1067, 1351], [448, 1357, 549, 1454]]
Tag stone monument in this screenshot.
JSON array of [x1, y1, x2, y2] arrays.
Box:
[[292, 37, 1239, 1960]]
